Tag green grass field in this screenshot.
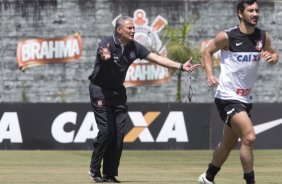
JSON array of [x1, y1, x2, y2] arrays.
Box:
[[0, 150, 281, 184]]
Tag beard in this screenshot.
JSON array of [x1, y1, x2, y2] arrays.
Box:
[[243, 17, 259, 27]]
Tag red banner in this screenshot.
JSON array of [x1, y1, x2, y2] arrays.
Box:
[[125, 62, 171, 87], [16, 33, 83, 71]]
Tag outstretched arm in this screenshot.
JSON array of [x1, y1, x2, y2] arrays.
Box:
[[145, 53, 201, 72]]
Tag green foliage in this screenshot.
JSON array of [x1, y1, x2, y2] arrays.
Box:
[[161, 23, 201, 65], [161, 23, 201, 102]]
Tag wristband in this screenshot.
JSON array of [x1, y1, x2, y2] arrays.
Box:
[[178, 63, 184, 71]]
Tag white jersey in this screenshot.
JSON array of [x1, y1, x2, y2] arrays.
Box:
[[215, 26, 266, 103]]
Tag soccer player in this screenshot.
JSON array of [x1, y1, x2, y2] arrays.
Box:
[[88, 16, 200, 183], [198, 0, 279, 184]]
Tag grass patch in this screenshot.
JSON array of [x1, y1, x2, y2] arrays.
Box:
[[0, 150, 281, 184]]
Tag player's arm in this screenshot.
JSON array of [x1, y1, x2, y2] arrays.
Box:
[[145, 53, 201, 72], [203, 31, 228, 87], [261, 32, 279, 64]]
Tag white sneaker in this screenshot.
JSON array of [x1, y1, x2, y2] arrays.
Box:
[[197, 173, 215, 184]]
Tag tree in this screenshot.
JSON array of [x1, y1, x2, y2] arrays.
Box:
[[161, 23, 201, 102]]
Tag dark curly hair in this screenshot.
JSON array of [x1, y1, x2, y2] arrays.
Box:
[[236, 0, 258, 20]]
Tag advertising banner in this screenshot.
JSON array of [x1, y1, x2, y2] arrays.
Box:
[[16, 33, 83, 71], [0, 103, 210, 150], [210, 103, 282, 149], [0, 103, 281, 150], [124, 103, 210, 149]]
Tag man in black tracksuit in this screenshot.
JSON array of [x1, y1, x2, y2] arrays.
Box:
[[88, 16, 200, 183]]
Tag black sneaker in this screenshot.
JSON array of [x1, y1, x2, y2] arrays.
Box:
[[88, 170, 104, 183], [103, 176, 121, 183]]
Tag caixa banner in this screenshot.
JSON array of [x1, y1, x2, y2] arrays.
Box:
[[0, 103, 209, 150], [0, 103, 282, 150]]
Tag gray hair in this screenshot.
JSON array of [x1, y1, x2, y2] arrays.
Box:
[[115, 16, 133, 33]]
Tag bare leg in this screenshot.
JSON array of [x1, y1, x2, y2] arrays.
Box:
[[203, 124, 238, 182], [211, 124, 239, 168], [229, 111, 256, 173], [202, 110, 256, 184]]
